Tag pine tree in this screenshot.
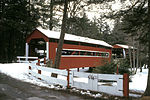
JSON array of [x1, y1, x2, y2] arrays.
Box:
[[0, 0, 40, 62]]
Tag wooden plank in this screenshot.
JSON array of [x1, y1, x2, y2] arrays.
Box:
[[98, 85, 123, 96], [17, 60, 29, 63], [37, 66, 68, 76], [40, 74, 67, 86], [117, 78, 123, 90], [91, 76, 98, 91], [17, 56, 38, 59], [97, 74, 123, 81], [88, 77, 93, 90], [69, 71, 73, 86], [29, 70, 67, 86], [73, 81, 89, 90], [29, 65, 68, 76], [73, 71, 91, 78]]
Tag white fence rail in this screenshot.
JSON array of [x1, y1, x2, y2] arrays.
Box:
[[29, 64, 68, 87], [71, 72, 123, 96], [97, 74, 123, 96], [17, 56, 38, 63], [28, 64, 128, 97]]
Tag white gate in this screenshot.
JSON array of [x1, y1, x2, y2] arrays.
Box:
[[71, 71, 124, 96]]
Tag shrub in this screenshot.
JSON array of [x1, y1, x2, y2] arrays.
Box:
[[93, 62, 117, 74], [92, 59, 131, 75], [117, 59, 131, 75], [118, 67, 131, 75]]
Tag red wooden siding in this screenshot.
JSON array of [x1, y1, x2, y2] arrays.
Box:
[[49, 42, 111, 69], [26, 30, 49, 43], [113, 45, 123, 49]]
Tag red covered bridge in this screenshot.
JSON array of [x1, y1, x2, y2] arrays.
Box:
[[112, 44, 135, 59], [25, 28, 112, 69]]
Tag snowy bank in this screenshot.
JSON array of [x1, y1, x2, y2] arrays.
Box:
[[129, 68, 148, 92], [0, 63, 29, 80], [0, 63, 52, 88]]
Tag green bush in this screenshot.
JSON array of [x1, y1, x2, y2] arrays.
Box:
[[118, 67, 131, 75], [118, 59, 130, 68], [93, 62, 117, 74], [117, 59, 131, 75], [92, 59, 131, 75]]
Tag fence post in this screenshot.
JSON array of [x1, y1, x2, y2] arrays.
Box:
[[123, 73, 129, 97], [29, 66, 31, 74], [38, 70, 41, 80], [116, 64, 119, 74], [36, 59, 40, 66], [77, 68, 79, 72], [44, 57, 46, 64], [67, 69, 70, 88], [18, 57, 21, 63]]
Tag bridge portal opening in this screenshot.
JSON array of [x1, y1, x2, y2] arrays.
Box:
[[29, 38, 46, 58]]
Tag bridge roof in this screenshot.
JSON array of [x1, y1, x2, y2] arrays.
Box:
[[37, 28, 112, 48]]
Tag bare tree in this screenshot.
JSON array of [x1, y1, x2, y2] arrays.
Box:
[[54, 0, 68, 68], [129, 47, 133, 72], [49, 0, 54, 30], [135, 42, 139, 73], [132, 37, 136, 73]]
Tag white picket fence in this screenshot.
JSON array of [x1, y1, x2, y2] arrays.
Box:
[[28, 64, 128, 97]]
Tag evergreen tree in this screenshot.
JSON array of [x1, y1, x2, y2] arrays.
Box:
[[0, 0, 40, 62], [35, 0, 59, 30], [66, 15, 111, 41], [110, 19, 128, 45]]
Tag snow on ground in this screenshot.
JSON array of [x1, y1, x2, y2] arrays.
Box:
[[0, 63, 148, 97], [0, 63, 52, 88], [129, 68, 148, 92], [0, 63, 28, 80]]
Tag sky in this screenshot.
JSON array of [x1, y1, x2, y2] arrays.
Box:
[[84, 0, 133, 30]]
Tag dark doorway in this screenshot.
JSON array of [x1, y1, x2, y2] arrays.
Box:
[[29, 38, 46, 58]]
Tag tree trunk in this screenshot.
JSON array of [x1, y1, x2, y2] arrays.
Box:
[[132, 37, 136, 73], [139, 44, 142, 72], [54, 0, 68, 68], [135, 44, 139, 74], [129, 47, 133, 72], [144, 0, 150, 96], [49, 0, 54, 30], [140, 60, 142, 72]]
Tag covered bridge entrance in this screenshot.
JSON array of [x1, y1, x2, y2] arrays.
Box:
[[26, 29, 49, 60]]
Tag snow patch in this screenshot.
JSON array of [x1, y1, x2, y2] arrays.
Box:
[[129, 69, 148, 92], [37, 28, 112, 48]]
